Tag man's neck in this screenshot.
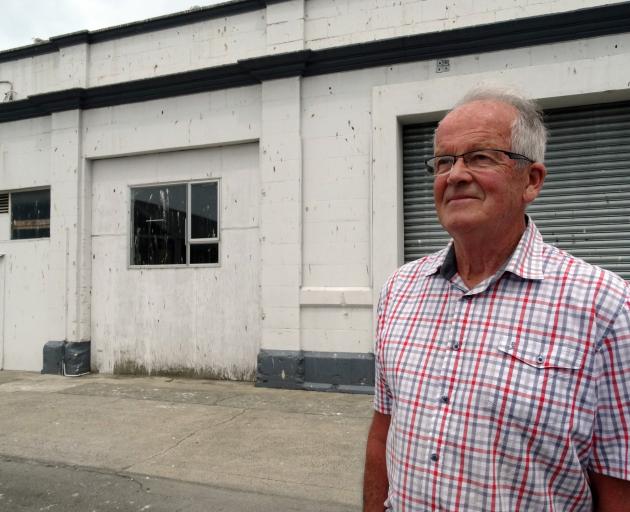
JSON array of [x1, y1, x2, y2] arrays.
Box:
[[451, 221, 526, 289]]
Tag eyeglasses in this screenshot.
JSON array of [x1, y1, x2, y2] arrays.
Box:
[[425, 148, 534, 176]]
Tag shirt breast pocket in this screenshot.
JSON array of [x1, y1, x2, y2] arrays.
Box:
[[497, 338, 585, 371], [487, 338, 586, 434]]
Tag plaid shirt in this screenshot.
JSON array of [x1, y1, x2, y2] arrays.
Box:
[[374, 219, 630, 511]]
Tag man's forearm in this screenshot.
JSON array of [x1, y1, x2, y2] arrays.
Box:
[[363, 440, 388, 511], [363, 412, 391, 511], [590, 471, 630, 512]]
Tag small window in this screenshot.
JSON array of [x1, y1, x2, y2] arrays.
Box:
[[131, 181, 219, 266], [11, 189, 51, 240]]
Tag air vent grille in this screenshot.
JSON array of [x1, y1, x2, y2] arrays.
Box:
[[0, 193, 8, 214]]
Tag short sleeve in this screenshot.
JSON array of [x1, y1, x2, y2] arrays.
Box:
[[592, 290, 630, 480], [373, 277, 394, 415]]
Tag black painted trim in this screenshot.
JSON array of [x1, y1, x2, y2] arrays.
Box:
[[239, 50, 312, 81], [0, 0, 285, 63], [82, 64, 256, 110], [0, 65, 258, 122], [1, 3, 630, 123], [256, 349, 375, 394]]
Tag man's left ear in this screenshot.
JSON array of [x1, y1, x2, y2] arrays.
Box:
[[523, 163, 546, 204]]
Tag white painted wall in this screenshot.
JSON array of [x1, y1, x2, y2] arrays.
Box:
[[0, 254, 4, 370], [0, 45, 88, 101], [0, 215, 8, 241], [82, 87, 261, 159], [2, 0, 626, 99], [0, 118, 52, 189], [91, 143, 260, 378], [0, 240, 50, 370], [259, 77, 303, 352], [304, 0, 628, 50], [0, 117, 52, 371], [87, 11, 267, 88]]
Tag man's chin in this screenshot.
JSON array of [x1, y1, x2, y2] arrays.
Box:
[[439, 216, 484, 237], [439, 211, 480, 233]]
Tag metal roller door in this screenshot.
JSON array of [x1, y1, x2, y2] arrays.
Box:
[[402, 100, 630, 281]]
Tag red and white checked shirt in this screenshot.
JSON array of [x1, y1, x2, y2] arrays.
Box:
[[374, 218, 630, 511]]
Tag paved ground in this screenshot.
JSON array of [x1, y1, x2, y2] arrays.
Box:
[[0, 371, 374, 511]]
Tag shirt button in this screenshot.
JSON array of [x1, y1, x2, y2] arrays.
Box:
[[430, 453, 439, 462], [452, 343, 460, 350], [440, 395, 449, 404], [537, 355, 544, 364]]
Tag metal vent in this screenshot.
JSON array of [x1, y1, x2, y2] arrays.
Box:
[[0, 193, 8, 214]]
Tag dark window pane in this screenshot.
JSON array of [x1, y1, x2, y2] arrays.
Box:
[[132, 185, 186, 265], [190, 243, 219, 264], [191, 182, 218, 239], [11, 189, 50, 240]]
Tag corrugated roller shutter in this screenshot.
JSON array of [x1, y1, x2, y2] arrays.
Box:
[[402, 100, 630, 281], [403, 124, 447, 258]]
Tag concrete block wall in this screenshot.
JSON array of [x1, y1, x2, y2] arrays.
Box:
[[304, 0, 628, 49], [0, 119, 52, 190], [87, 11, 267, 88], [0, 9, 267, 99], [0, 53, 63, 100], [83, 87, 261, 158], [0, 44, 89, 101], [260, 77, 303, 353], [0, 240, 51, 370], [0, 117, 54, 371], [301, 70, 381, 290], [2, 0, 625, 100], [266, 0, 306, 53]]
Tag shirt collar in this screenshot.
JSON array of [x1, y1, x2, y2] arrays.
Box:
[[502, 216, 545, 280], [422, 216, 545, 281]]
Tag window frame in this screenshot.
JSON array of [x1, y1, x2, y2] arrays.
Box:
[[128, 179, 220, 269], [6, 187, 51, 241]]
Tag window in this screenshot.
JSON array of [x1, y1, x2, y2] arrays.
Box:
[[131, 181, 219, 266], [10, 189, 51, 240]]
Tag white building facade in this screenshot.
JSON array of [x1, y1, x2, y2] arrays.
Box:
[[0, 0, 629, 391]]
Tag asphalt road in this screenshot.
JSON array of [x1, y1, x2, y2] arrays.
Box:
[[0, 455, 359, 512]]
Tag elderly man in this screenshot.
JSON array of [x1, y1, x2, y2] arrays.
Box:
[[363, 88, 630, 511]]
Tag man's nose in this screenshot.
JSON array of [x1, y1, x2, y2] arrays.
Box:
[[446, 156, 472, 183]]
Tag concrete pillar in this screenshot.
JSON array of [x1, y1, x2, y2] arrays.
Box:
[[257, 77, 303, 387], [48, 110, 91, 344]]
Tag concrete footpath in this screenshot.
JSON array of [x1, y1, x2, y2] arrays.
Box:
[[0, 371, 374, 511]]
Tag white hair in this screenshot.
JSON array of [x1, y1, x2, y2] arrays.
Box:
[[437, 85, 548, 163]]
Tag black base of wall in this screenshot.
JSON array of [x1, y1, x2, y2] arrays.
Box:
[[256, 349, 374, 394], [41, 341, 91, 376], [42, 341, 66, 375]]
